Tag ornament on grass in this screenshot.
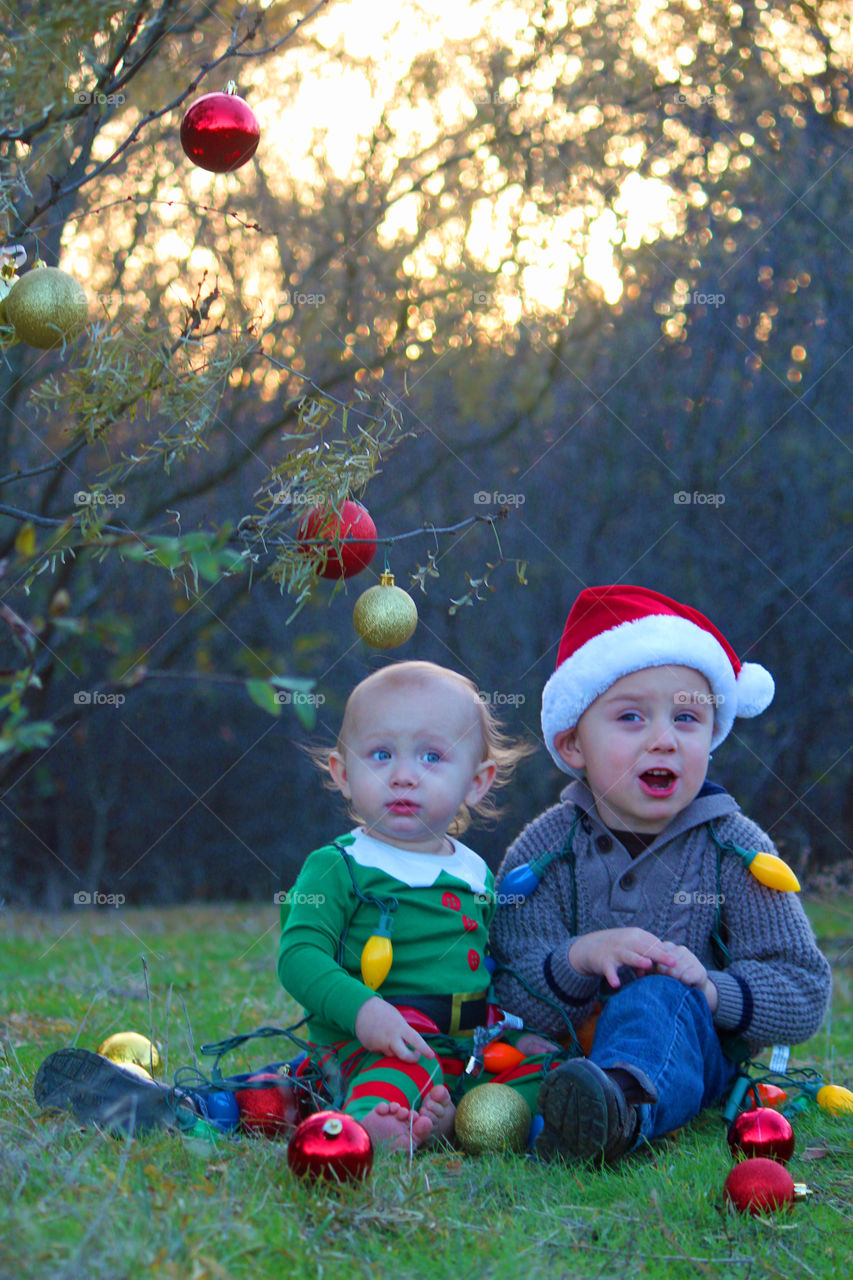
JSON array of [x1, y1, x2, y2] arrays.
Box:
[[454, 1083, 532, 1156], [114, 1061, 154, 1083], [816, 1083, 853, 1115], [97, 1031, 161, 1075], [196, 1088, 241, 1132], [287, 1110, 373, 1183], [724, 1157, 799, 1215], [747, 1082, 788, 1109], [4, 266, 89, 349], [353, 571, 418, 649], [234, 1072, 302, 1137], [180, 82, 260, 173], [728, 1108, 795, 1164], [297, 499, 378, 580]]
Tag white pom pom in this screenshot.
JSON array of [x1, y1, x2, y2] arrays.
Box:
[[736, 662, 775, 718]]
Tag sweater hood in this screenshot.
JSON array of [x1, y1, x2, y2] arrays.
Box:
[[558, 778, 741, 852]]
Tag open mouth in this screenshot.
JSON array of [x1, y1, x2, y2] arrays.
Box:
[[639, 769, 678, 797]]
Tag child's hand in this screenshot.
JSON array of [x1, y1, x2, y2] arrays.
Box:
[[354, 996, 437, 1061], [653, 942, 719, 1011], [569, 928, 678, 989]]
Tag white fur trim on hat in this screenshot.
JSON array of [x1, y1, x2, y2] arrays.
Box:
[[541, 613, 774, 772]]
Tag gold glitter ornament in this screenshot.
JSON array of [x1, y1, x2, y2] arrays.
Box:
[[352, 571, 418, 649], [454, 1083, 532, 1156], [97, 1031, 161, 1075], [4, 266, 89, 349]]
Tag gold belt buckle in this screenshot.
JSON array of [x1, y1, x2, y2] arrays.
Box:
[[449, 988, 488, 1038]]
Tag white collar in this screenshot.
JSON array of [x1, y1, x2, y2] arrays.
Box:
[[341, 828, 490, 893]]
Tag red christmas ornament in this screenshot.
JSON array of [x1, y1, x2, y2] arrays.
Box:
[[180, 88, 260, 173], [728, 1108, 795, 1164], [287, 1110, 373, 1183], [296, 499, 378, 580], [234, 1072, 302, 1137], [724, 1157, 796, 1215]]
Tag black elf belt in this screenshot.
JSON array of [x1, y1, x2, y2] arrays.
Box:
[[388, 990, 489, 1038]]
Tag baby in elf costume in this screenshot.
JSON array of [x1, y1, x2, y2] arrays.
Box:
[[491, 584, 832, 1164], [277, 660, 556, 1152]]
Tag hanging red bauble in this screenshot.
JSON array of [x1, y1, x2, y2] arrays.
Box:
[[287, 1110, 373, 1183], [234, 1072, 301, 1138], [724, 1157, 796, 1215], [728, 1108, 795, 1164], [180, 87, 260, 173], [296, 499, 378, 579]]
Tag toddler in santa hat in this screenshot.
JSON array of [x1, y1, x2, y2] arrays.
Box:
[[491, 584, 831, 1164]]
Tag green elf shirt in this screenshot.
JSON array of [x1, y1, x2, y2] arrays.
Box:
[[277, 829, 496, 1047]]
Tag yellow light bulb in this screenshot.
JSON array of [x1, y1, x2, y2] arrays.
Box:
[[747, 851, 800, 892], [817, 1084, 853, 1115], [361, 934, 393, 990]]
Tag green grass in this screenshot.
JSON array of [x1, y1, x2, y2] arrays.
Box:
[[2, 899, 853, 1280]]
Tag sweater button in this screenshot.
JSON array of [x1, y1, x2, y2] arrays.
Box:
[[596, 835, 613, 852], [620, 872, 635, 890]]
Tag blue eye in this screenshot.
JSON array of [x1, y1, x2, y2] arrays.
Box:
[[371, 748, 391, 762], [422, 750, 442, 764], [618, 711, 642, 722]]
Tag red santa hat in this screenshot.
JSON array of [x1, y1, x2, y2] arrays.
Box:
[[541, 585, 775, 771]]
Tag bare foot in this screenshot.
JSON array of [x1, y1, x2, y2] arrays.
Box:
[[358, 1099, 434, 1153], [418, 1084, 455, 1142], [517, 1032, 560, 1055]]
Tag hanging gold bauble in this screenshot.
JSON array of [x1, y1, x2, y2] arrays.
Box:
[[97, 1031, 161, 1075], [4, 266, 89, 349], [454, 1083, 532, 1156], [352, 571, 418, 649]]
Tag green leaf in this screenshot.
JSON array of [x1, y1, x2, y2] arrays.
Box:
[[246, 680, 282, 716], [292, 697, 317, 731]]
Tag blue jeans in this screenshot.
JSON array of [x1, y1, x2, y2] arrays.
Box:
[[589, 975, 738, 1140]]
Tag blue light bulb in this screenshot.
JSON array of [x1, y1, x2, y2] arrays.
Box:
[[498, 863, 542, 898]]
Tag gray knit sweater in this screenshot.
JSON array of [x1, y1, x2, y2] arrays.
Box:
[[491, 780, 831, 1050]]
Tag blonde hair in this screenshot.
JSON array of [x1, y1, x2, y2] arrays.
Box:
[[311, 661, 533, 835]]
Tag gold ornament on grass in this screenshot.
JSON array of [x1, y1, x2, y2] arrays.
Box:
[[4, 266, 89, 349], [114, 1061, 154, 1083], [98, 1031, 161, 1075], [352, 571, 418, 649], [454, 1083, 532, 1156]]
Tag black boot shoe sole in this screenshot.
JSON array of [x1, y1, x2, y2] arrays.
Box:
[[534, 1058, 635, 1165], [33, 1047, 190, 1137]]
